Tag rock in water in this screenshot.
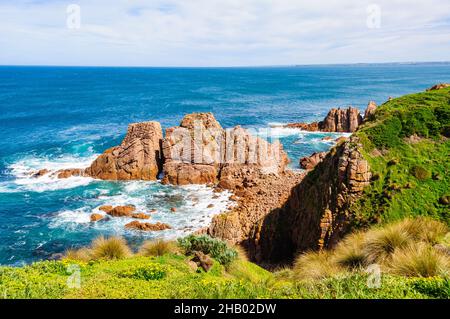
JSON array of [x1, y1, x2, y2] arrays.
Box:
[[300, 152, 327, 170], [124, 221, 171, 231], [319, 107, 363, 132], [107, 205, 136, 217], [85, 121, 163, 180], [162, 113, 288, 186], [90, 213, 104, 222]]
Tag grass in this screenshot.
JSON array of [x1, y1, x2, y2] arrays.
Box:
[[138, 240, 180, 257], [293, 251, 342, 280], [65, 236, 132, 262]]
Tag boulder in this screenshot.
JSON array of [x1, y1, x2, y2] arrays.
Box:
[[125, 221, 171, 231], [85, 121, 163, 180], [90, 213, 104, 222], [98, 205, 113, 213], [191, 251, 214, 272], [32, 169, 49, 178], [162, 113, 288, 187], [57, 169, 84, 179], [107, 205, 136, 217], [427, 83, 450, 91], [364, 101, 377, 120], [300, 152, 327, 170], [131, 212, 151, 220]]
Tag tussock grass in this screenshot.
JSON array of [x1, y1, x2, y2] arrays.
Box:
[[64, 247, 92, 262], [138, 240, 179, 257], [293, 251, 341, 280], [332, 232, 366, 269], [389, 242, 450, 277], [89, 236, 132, 260], [396, 217, 448, 244]]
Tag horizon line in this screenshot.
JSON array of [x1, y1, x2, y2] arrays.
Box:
[[1, 60, 450, 69]]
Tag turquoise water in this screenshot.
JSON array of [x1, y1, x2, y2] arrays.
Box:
[[1, 64, 450, 265]]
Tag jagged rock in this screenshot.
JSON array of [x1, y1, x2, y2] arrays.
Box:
[[300, 152, 327, 170], [335, 136, 348, 144], [85, 121, 163, 180], [32, 169, 49, 178], [107, 205, 136, 217], [251, 136, 371, 263], [427, 83, 450, 91], [131, 212, 150, 219], [162, 113, 288, 187], [90, 213, 104, 222], [319, 107, 362, 132], [57, 169, 84, 179], [125, 221, 171, 231], [364, 101, 377, 120], [284, 107, 363, 133], [98, 205, 113, 213], [191, 251, 213, 272]]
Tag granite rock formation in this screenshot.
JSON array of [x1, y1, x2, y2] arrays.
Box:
[[299, 152, 327, 170], [364, 101, 377, 120]]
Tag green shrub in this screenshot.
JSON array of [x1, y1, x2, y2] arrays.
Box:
[[410, 165, 431, 180], [178, 235, 238, 265], [366, 116, 402, 149], [119, 264, 166, 281], [411, 277, 450, 298]]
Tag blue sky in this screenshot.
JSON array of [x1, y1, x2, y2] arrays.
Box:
[[0, 0, 450, 66]]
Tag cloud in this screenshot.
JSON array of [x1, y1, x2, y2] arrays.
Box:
[[0, 0, 449, 66]]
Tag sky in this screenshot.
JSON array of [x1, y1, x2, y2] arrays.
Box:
[[0, 0, 450, 66]]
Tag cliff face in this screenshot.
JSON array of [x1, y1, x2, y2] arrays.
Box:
[[248, 136, 371, 264]]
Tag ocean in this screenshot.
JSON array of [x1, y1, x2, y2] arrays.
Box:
[[1, 63, 449, 265]]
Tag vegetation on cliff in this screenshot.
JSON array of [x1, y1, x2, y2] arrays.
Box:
[[353, 87, 450, 227]]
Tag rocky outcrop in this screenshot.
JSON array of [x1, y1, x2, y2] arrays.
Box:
[[125, 221, 171, 231], [90, 213, 104, 222], [299, 152, 327, 170], [427, 83, 450, 91], [191, 251, 213, 272], [106, 205, 136, 217], [283, 106, 364, 133], [364, 101, 377, 120], [85, 122, 163, 180], [248, 136, 371, 264], [162, 113, 288, 187]]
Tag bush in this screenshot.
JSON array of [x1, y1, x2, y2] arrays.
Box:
[[178, 235, 238, 265], [138, 240, 179, 257], [332, 232, 366, 269], [119, 264, 166, 281], [362, 225, 412, 264], [366, 116, 402, 149], [389, 242, 449, 277], [411, 277, 450, 298], [410, 165, 431, 181], [89, 236, 132, 260], [293, 251, 341, 280]]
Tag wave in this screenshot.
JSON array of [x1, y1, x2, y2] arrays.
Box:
[[4, 153, 98, 193]]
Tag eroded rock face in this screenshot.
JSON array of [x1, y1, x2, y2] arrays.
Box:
[[319, 107, 363, 132], [283, 106, 363, 133], [162, 113, 288, 187], [85, 121, 163, 180], [300, 152, 327, 170], [364, 101, 377, 120], [250, 136, 371, 264], [125, 221, 171, 231]]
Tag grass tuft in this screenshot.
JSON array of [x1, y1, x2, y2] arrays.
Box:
[[138, 240, 179, 257], [89, 236, 132, 260], [293, 251, 341, 280]]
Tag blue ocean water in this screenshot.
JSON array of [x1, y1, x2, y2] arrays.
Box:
[[1, 63, 450, 265]]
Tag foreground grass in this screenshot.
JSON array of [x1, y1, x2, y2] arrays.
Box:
[[1, 253, 448, 299]]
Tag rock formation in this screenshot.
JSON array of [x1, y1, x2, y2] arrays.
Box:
[[249, 136, 371, 263], [283, 106, 364, 133], [85, 122, 163, 180], [299, 152, 327, 170], [364, 101, 377, 120], [125, 221, 171, 231], [427, 83, 450, 91], [162, 113, 288, 187]]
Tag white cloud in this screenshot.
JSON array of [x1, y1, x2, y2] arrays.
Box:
[[0, 0, 449, 66]]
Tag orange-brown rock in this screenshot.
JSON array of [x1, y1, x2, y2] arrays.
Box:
[[56, 169, 84, 179], [283, 122, 319, 131], [364, 101, 377, 120], [125, 221, 171, 231], [335, 136, 348, 144], [427, 83, 450, 91], [170, 207, 177, 212], [85, 121, 163, 180], [131, 212, 150, 220], [98, 205, 113, 213], [300, 152, 327, 170], [162, 113, 288, 187], [90, 213, 104, 222], [107, 205, 136, 217], [32, 169, 49, 177]]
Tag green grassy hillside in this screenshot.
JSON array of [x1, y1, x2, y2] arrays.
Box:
[[353, 87, 450, 227]]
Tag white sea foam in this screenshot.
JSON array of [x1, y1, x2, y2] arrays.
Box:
[[49, 183, 235, 239], [5, 153, 98, 192]]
